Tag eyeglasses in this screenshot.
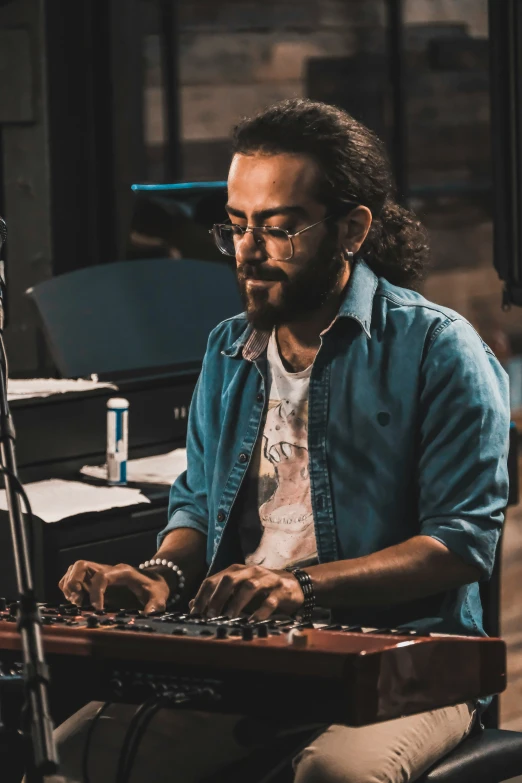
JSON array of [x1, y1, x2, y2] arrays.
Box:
[[209, 216, 334, 262]]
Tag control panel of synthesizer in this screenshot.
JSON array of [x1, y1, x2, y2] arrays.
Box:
[[0, 600, 441, 639], [0, 602, 507, 726], [33, 603, 435, 638]]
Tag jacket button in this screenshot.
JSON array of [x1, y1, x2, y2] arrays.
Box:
[[217, 511, 225, 523], [256, 393, 263, 402], [239, 452, 248, 463]]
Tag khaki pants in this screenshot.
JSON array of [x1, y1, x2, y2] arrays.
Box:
[[52, 700, 476, 783]]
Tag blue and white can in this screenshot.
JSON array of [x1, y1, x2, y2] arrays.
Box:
[[107, 398, 129, 485]]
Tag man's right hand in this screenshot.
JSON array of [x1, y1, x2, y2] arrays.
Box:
[[58, 561, 170, 613]]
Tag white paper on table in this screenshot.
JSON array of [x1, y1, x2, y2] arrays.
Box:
[[0, 478, 150, 523], [80, 448, 188, 486], [7, 377, 118, 401]]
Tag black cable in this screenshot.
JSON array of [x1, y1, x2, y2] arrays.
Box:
[[0, 330, 34, 535], [0, 332, 8, 381], [0, 302, 58, 775], [0, 328, 37, 562], [0, 462, 35, 568], [117, 690, 197, 783], [0, 462, 35, 569], [115, 698, 159, 783], [0, 464, 34, 529], [82, 701, 113, 783], [119, 700, 165, 783]]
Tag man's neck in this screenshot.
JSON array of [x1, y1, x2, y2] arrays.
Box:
[[276, 263, 351, 372]]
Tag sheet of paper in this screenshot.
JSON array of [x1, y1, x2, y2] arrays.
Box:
[[0, 478, 150, 523], [81, 448, 187, 485], [7, 377, 118, 401]]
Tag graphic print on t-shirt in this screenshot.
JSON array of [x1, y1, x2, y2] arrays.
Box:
[[240, 331, 318, 570], [244, 398, 317, 568]]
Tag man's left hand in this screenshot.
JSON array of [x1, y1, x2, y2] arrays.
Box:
[[190, 564, 304, 622]]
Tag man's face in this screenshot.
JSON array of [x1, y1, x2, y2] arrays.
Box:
[[226, 152, 346, 331]]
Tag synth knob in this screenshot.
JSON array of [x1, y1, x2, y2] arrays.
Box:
[[287, 628, 308, 647], [215, 625, 228, 640], [86, 615, 99, 629], [257, 624, 269, 639], [241, 626, 254, 641], [109, 678, 123, 696]]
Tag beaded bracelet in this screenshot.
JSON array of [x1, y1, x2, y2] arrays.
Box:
[[288, 568, 316, 623], [139, 558, 186, 605]]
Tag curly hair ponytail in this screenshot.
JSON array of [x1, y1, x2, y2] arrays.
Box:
[[232, 99, 430, 289], [362, 198, 429, 288]]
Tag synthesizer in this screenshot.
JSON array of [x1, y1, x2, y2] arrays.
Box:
[[0, 604, 506, 727]]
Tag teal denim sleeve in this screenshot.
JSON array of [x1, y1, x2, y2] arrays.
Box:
[[418, 319, 510, 579], [157, 356, 210, 549]]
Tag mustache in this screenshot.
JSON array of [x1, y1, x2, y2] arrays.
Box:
[[238, 265, 286, 282]]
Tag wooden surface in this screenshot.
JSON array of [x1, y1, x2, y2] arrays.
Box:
[[501, 454, 522, 730]]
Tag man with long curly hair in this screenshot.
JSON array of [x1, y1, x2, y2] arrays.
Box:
[[57, 100, 509, 783]]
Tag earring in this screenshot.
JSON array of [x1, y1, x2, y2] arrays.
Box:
[[345, 250, 354, 259]]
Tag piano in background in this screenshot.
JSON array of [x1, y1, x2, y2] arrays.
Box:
[[0, 183, 241, 602]]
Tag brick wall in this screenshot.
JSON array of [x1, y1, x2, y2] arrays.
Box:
[[146, 0, 386, 177], [178, 0, 370, 178]]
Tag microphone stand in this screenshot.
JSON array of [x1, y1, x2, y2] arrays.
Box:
[[0, 222, 59, 780]]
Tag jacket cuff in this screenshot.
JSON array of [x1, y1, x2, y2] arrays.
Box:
[[157, 509, 208, 550]]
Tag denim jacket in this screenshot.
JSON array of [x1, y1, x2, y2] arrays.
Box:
[[159, 260, 510, 637]]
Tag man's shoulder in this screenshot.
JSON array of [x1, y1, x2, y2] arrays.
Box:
[[375, 278, 462, 323], [374, 277, 500, 362], [374, 277, 478, 344]]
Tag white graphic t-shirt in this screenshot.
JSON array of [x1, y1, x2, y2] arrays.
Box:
[[238, 330, 318, 569]]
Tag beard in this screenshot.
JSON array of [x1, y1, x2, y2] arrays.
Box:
[[237, 232, 345, 331]]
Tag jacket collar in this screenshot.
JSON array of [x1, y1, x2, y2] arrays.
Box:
[[222, 259, 378, 362]]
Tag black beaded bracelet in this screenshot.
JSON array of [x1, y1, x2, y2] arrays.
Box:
[[288, 568, 316, 623]]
